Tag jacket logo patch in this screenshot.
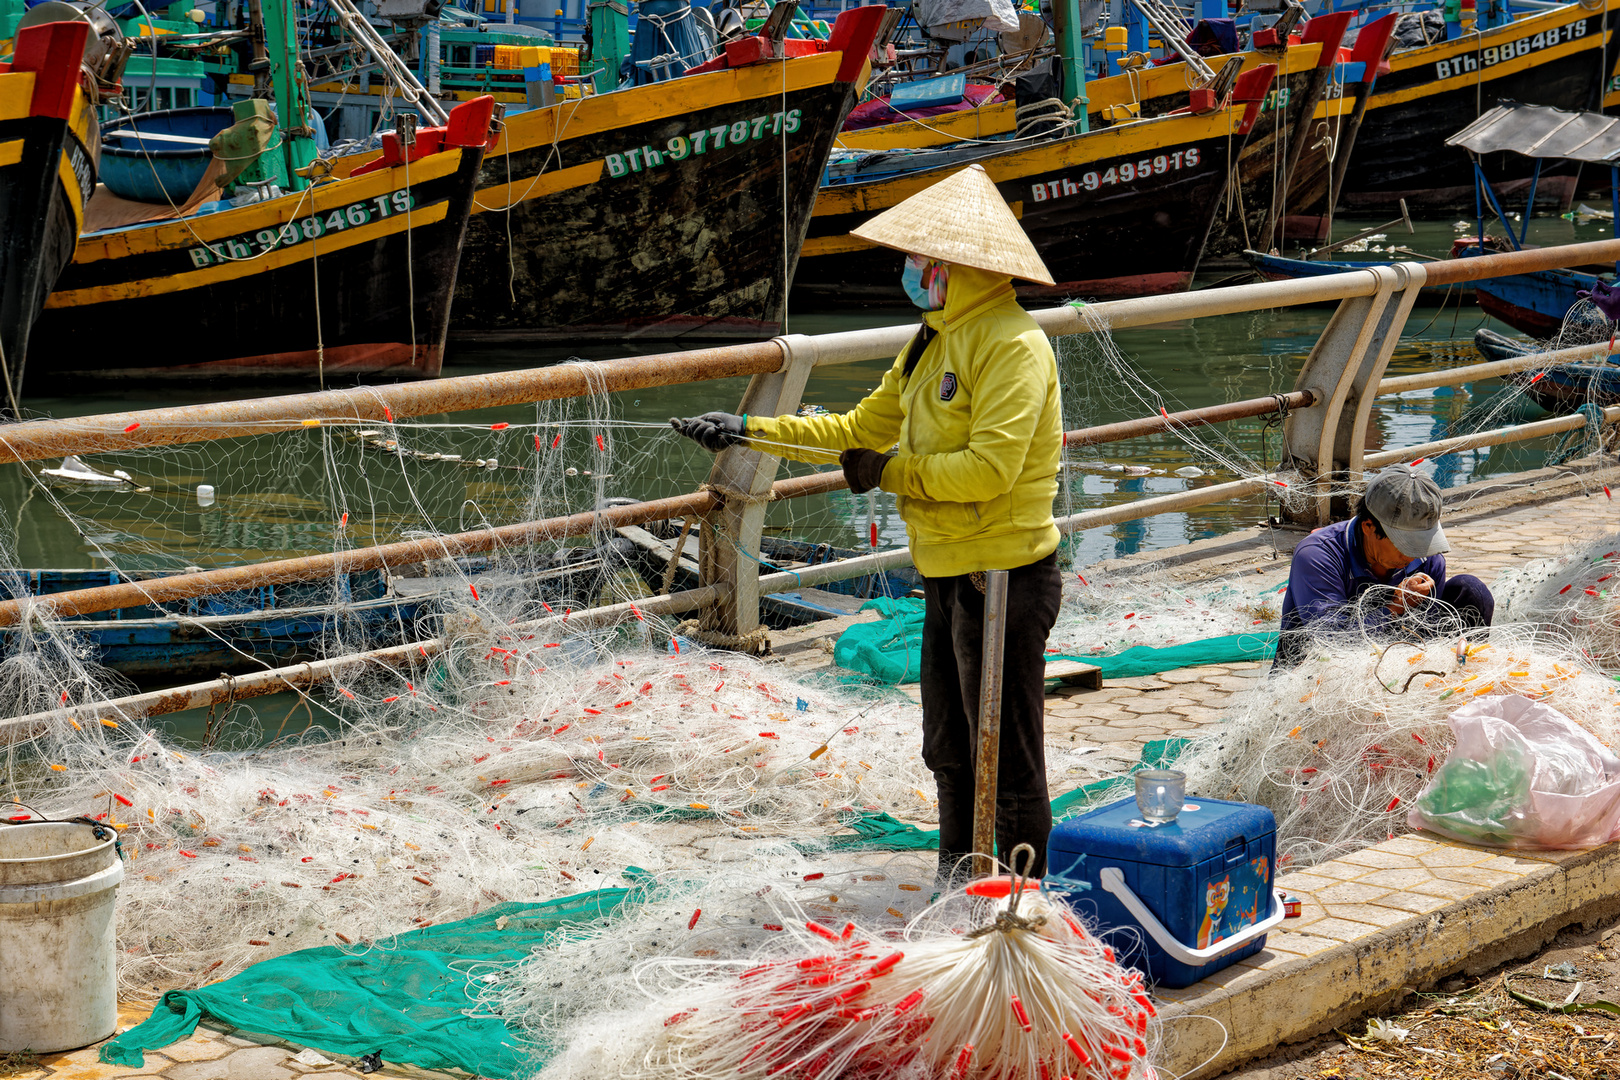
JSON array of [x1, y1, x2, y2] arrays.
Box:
[[939, 373, 958, 401]]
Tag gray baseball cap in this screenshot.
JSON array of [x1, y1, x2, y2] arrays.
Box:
[[1364, 464, 1449, 558]]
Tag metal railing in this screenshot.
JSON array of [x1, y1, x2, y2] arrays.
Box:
[[3, 237, 1619, 725]]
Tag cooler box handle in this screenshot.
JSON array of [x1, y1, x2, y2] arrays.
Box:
[[1098, 866, 1286, 967]]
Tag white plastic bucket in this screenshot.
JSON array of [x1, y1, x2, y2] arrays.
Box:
[[0, 821, 123, 1053]]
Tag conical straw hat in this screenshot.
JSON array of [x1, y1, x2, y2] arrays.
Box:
[[849, 164, 1054, 286]]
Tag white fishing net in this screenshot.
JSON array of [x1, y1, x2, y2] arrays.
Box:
[[1176, 614, 1620, 869]]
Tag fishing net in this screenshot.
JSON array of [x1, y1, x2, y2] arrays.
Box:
[[1495, 532, 1620, 671], [484, 861, 1160, 1080], [1173, 612, 1620, 869]]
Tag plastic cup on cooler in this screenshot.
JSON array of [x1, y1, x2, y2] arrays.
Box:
[[1135, 769, 1186, 824]]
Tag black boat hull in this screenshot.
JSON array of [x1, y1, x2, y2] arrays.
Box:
[[1341, 3, 1620, 214], [449, 7, 886, 342], [796, 107, 1252, 302], [0, 21, 99, 399], [25, 139, 488, 386]]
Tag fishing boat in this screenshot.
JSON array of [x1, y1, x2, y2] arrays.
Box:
[[2, 543, 639, 684], [0, 9, 128, 404], [435, 3, 889, 341], [795, 63, 1278, 302], [22, 95, 492, 387], [1448, 102, 1620, 337], [1474, 327, 1620, 411], [16, 0, 499, 392], [1243, 247, 1483, 302], [829, 11, 1390, 264], [1337, 0, 1620, 213]]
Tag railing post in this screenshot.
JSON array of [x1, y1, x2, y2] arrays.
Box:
[[1280, 262, 1426, 525], [696, 334, 819, 650]]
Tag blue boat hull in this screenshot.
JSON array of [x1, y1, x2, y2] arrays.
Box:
[[1474, 327, 1620, 411], [2, 549, 633, 684], [1473, 268, 1606, 339], [1242, 250, 1474, 301]]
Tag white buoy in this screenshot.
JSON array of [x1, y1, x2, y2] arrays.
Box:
[[196, 484, 216, 507]]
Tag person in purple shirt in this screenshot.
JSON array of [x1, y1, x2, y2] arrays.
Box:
[[1274, 464, 1495, 669]]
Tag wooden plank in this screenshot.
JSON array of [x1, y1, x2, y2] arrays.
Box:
[[1044, 658, 1102, 690]]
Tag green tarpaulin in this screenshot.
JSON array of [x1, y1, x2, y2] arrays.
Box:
[[833, 597, 1276, 685], [101, 885, 647, 1077]]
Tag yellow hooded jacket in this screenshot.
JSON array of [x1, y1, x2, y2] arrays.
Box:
[[747, 265, 1063, 578]]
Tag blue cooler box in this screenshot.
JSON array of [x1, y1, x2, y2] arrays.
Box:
[[1046, 795, 1285, 988]]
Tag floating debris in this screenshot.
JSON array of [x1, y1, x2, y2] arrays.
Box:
[[40, 455, 148, 492]]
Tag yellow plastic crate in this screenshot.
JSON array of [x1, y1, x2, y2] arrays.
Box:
[[493, 44, 525, 69], [550, 47, 578, 76]]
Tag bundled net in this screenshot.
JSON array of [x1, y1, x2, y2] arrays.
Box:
[[497, 865, 1161, 1080], [1175, 613, 1620, 869]]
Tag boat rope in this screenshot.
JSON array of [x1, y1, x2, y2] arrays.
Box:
[[0, 334, 19, 418], [1012, 98, 1074, 140], [661, 519, 695, 595], [311, 167, 326, 388]]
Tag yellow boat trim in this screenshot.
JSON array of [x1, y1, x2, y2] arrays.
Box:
[[68, 86, 93, 146], [1370, 7, 1613, 111], [56, 148, 84, 231], [305, 78, 525, 103], [77, 149, 461, 262], [471, 159, 604, 211], [49, 201, 452, 307], [835, 43, 1323, 151], [0, 71, 36, 123], [814, 107, 1240, 216], [328, 52, 846, 182], [0, 139, 22, 168], [493, 52, 842, 156], [801, 232, 878, 257]]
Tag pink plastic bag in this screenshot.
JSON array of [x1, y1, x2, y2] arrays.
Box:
[[1407, 695, 1620, 849]]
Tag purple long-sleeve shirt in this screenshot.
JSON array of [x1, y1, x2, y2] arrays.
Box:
[[1274, 518, 1446, 667]]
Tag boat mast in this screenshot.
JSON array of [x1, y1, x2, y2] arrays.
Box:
[[258, 0, 319, 191], [1052, 0, 1089, 132]]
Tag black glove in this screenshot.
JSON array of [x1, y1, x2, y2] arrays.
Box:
[[840, 448, 893, 494], [669, 411, 747, 453]]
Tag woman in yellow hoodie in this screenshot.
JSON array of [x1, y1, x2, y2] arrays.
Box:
[[673, 165, 1065, 881]]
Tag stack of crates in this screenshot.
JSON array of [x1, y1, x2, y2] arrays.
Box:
[[549, 47, 579, 77], [492, 44, 526, 69], [474, 43, 496, 67]]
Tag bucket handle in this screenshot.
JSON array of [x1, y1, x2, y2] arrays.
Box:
[[1098, 866, 1286, 967]]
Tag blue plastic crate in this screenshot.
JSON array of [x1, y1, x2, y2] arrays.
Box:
[[1046, 795, 1284, 988], [889, 73, 966, 111]]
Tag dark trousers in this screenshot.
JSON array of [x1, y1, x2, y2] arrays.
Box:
[[920, 551, 1062, 882]]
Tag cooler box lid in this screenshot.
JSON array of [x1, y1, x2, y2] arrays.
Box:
[[1050, 795, 1276, 869]]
